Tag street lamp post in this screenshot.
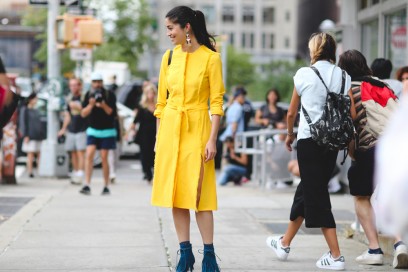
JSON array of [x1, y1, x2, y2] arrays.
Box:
[[38, 0, 69, 177]]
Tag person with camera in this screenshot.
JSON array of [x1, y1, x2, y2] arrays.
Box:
[[58, 78, 88, 184], [80, 72, 117, 195]]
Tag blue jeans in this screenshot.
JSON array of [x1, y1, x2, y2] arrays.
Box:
[[217, 164, 247, 186]]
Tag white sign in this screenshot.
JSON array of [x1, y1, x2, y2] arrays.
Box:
[[70, 48, 92, 61]]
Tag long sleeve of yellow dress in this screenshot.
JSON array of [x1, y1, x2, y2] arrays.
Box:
[[151, 45, 225, 211]]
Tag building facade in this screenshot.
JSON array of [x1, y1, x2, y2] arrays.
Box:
[[0, 0, 40, 76], [339, 0, 408, 73], [140, 0, 299, 79]]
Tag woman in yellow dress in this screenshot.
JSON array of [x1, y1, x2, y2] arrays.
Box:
[[151, 6, 225, 272]]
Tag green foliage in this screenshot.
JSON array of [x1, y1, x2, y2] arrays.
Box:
[[247, 60, 307, 102], [21, 7, 75, 76], [226, 46, 255, 92], [92, 0, 155, 76]]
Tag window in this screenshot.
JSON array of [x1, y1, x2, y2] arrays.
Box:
[[361, 19, 379, 65], [359, 0, 368, 10], [270, 34, 275, 49], [385, 9, 407, 70], [250, 33, 254, 48], [243, 6, 254, 23], [241, 33, 246, 48], [263, 7, 275, 24], [229, 32, 235, 46], [222, 6, 234, 23], [201, 5, 216, 24], [262, 33, 266, 49], [285, 11, 290, 22], [285, 37, 290, 48]]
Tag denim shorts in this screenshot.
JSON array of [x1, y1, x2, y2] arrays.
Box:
[[86, 136, 116, 150]]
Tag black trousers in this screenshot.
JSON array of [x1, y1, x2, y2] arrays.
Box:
[[140, 141, 155, 180], [290, 138, 338, 228]]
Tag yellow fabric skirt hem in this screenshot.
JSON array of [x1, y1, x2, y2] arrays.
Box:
[[151, 202, 218, 212]]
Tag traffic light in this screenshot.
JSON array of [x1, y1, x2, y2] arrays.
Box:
[[77, 19, 103, 45], [56, 13, 103, 49]]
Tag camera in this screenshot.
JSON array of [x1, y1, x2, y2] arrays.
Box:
[[91, 89, 104, 103]]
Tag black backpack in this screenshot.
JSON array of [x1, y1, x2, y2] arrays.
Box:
[[301, 66, 354, 151]]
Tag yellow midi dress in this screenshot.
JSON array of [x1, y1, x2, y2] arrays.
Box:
[[151, 45, 225, 211]]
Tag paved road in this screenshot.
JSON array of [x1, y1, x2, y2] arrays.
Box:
[[0, 160, 395, 271]]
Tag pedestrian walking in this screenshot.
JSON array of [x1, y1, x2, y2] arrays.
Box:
[[19, 92, 45, 178], [58, 78, 88, 184], [371, 58, 403, 98], [151, 6, 225, 271], [128, 83, 157, 183], [79, 72, 117, 195], [338, 49, 408, 269], [266, 32, 351, 270]]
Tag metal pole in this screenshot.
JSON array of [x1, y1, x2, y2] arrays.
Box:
[[39, 0, 68, 177], [46, 0, 60, 144], [47, 0, 60, 79]]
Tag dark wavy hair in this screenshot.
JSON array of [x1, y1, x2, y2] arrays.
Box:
[[265, 89, 280, 105], [25, 91, 37, 106], [338, 50, 372, 80], [371, 58, 392, 79], [166, 6, 216, 52]]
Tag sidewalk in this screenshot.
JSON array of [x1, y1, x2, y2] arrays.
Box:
[[0, 160, 395, 271]]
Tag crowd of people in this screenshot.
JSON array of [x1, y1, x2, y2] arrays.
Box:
[[2, 5, 408, 271]]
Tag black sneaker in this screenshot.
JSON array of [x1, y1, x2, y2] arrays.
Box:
[[79, 185, 91, 195], [29, 173, 34, 178], [101, 187, 110, 195]]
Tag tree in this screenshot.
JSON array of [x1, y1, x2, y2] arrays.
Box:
[[92, 0, 154, 76], [247, 60, 307, 102], [21, 7, 75, 77], [226, 46, 254, 93]]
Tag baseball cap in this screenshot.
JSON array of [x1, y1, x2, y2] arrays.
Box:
[[233, 87, 247, 98], [90, 72, 103, 81]]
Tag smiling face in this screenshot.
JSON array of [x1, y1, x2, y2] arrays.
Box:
[[165, 18, 188, 45]]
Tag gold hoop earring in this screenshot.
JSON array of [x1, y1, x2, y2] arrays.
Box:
[[186, 32, 191, 46]]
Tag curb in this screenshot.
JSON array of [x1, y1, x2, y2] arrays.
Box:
[[0, 194, 53, 256]]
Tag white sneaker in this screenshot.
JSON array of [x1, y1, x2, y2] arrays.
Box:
[[316, 251, 345, 270], [393, 244, 408, 269], [70, 172, 82, 185], [355, 250, 383, 265], [266, 236, 290, 261]]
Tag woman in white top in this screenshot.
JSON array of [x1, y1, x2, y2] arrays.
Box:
[[266, 33, 351, 271]]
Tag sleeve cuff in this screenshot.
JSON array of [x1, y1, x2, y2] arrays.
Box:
[[153, 109, 161, 118], [210, 108, 224, 116]]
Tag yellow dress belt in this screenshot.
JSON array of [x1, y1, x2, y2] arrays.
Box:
[[166, 104, 209, 132]]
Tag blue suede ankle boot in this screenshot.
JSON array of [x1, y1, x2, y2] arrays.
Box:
[[176, 241, 195, 272], [201, 244, 220, 272]]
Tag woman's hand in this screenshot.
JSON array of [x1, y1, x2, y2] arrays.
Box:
[[262, 119, 270, 127], [205, 140, 217, 163], [285, 134, 295, 152], [24, 136, 30, 143]]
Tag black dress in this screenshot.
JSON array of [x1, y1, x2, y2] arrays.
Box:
[[259, 104, 285, 128], [133, 107, 156, 181]]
